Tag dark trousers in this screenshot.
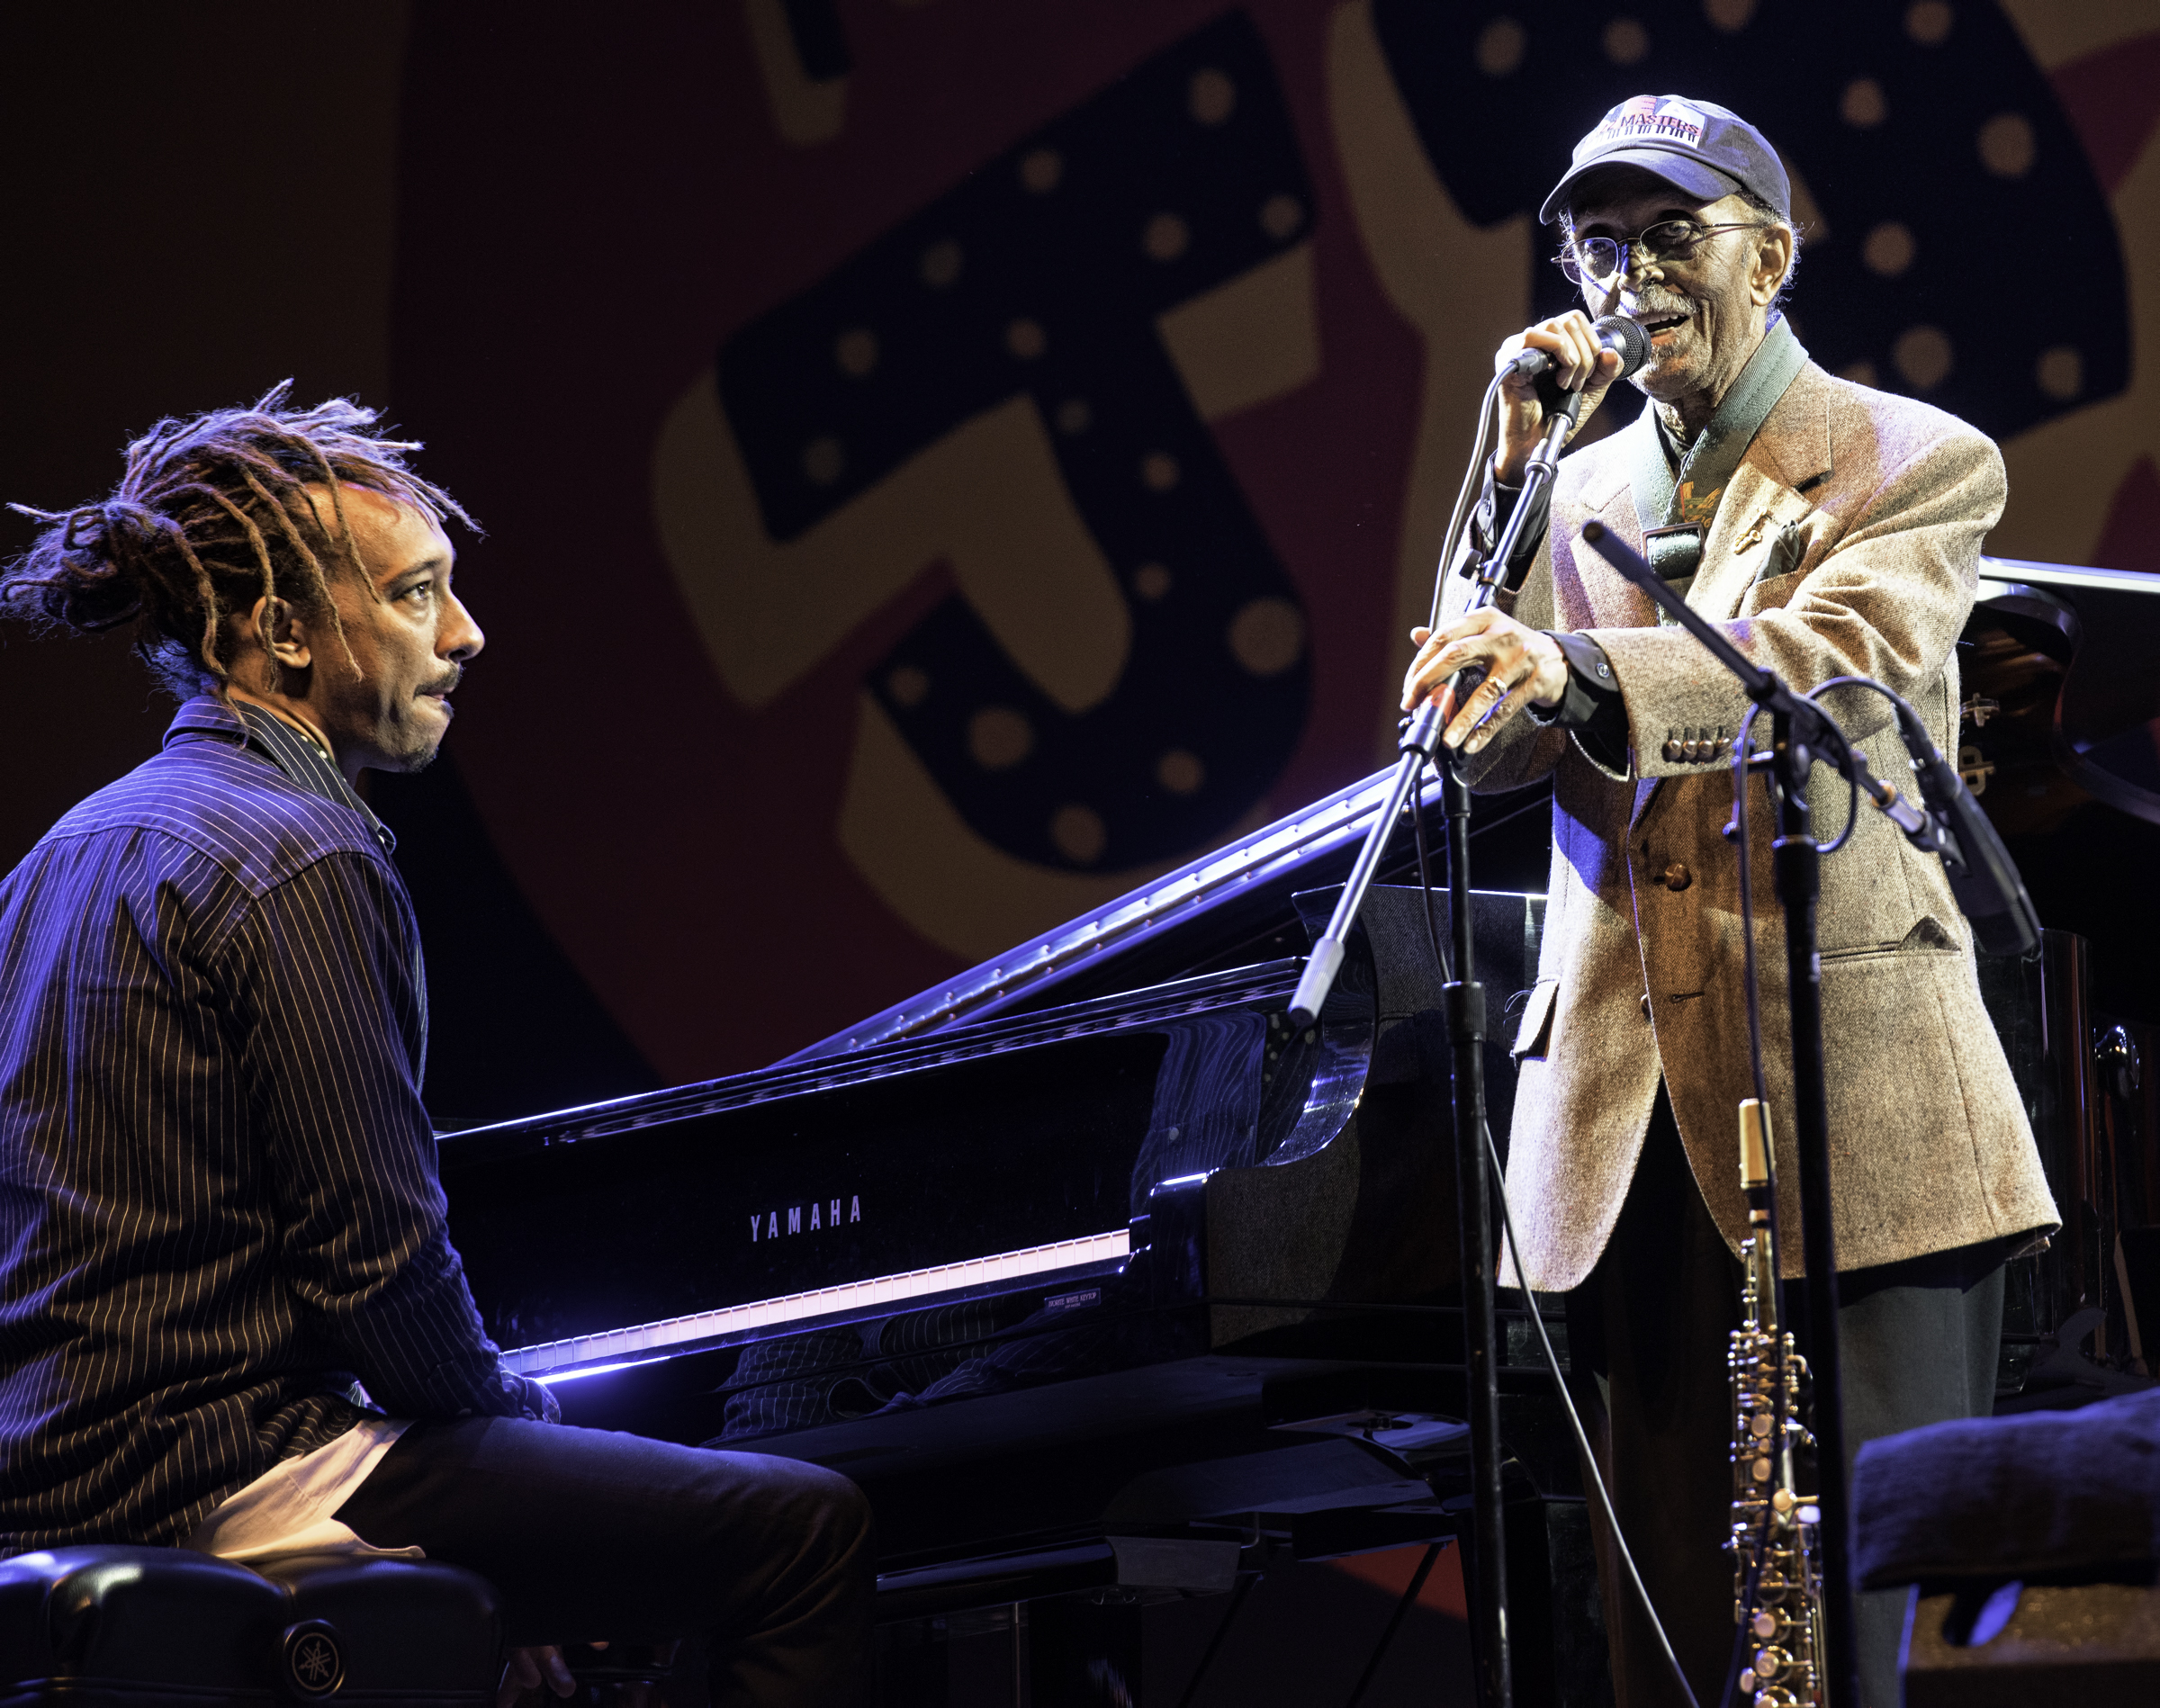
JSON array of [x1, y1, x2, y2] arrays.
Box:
[[334, 1417, 876, 1708], [1567, 1086, 2004, 1708]]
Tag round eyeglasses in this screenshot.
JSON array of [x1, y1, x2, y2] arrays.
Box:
[[1555, 219, 1769, 285]]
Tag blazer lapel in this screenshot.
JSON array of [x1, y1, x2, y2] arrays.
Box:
[[1566, 414, 1661, 631], [1563, 417, 1668, 829], [1616, 371, 1833, 831], [1688, 370, 1836, 619]]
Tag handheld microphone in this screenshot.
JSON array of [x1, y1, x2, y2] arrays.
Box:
[[1889, 702, 2041, 957], [1503, 314, 1652, 388]]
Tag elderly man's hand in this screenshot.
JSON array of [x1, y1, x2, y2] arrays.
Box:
[[1402, 609, 1570, 753], [1495, 310, 1624, 483]]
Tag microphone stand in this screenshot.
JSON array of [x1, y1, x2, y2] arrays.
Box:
[[1573, 517, 1958, 1708], [1289, 387, 1584, 1708]]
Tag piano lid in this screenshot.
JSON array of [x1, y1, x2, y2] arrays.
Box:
[[1978, 556, 2160, 597], [781, 764, 1457, 1065], [1973, 554, 2160, 829], [782, 556, 2157, 1068]]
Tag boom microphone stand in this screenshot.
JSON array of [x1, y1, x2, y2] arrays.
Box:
[[1574, 517, 2038, 1708], [1287, 383, 1589, 1708]]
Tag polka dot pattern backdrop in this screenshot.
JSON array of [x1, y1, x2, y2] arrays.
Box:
[[1375, 0, 2127, 442], [719, 13, 1313, 871], [362, 0, 2160, 1082]]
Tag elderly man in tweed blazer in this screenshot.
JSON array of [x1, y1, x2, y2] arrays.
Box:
[[1402, 96, 2056, 1708]]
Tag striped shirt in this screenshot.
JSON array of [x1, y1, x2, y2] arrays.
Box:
[[0, 695, 554, 1552]]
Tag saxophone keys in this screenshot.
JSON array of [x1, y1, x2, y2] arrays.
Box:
[[1752, 1454, 1773, 1482]]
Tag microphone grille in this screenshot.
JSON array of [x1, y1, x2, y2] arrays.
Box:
[[1595, 314, 1651, 380]]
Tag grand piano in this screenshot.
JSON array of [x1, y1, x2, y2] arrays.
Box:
[[437, 557, 2158, 1706], [440, 789, 1597, 1700]]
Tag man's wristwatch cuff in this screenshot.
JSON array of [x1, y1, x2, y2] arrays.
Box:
[[1525, 632, 1619, 728]]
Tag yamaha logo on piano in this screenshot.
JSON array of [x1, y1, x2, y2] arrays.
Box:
[[750, 1196, 862, 1242]]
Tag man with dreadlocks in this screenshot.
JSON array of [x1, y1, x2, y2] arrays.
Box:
[[0, 386, 873, 1707]]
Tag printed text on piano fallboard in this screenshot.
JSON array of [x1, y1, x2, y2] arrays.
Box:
[[752, 1196, 861, 1241]]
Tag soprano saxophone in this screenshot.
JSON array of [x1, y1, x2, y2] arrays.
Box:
[[1727, 1100, 1825, 1707]]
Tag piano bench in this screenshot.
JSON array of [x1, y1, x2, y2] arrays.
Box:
[[0, 1545, 500, 1708], [1904, 1575, 2160, 1702]]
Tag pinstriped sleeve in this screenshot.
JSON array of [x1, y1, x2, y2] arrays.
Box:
[[223, 851, 558, 1425]]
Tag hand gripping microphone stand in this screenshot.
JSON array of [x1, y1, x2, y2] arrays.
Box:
[[1575, 517, 2039, 1708], [1285, 376, 1596, 1708]]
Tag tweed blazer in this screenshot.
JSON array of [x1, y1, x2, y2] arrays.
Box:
[[1450, 359, 2059, 1288]]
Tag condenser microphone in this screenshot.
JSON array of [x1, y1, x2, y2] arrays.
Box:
[[1502, 314, 1652, 386], [1890, 702, 2041, 957]]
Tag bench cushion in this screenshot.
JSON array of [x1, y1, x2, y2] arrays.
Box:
[[0, 1547, 496, 1707], [1854, 1389, 2160, 1586]]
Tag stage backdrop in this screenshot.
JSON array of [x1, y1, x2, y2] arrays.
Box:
[[7, 2, 2160, 1118]]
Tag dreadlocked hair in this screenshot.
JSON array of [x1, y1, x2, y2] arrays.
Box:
[[2, 381, 476, 700]]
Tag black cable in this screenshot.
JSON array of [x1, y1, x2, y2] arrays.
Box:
[[1815, 759, 1862, 856], [1465, 783, 1556, 843], [1408, 766, 1454, 984], [1407, 824, 1703, 1708], [1793, 686, 1863, 855], [1425, 374, 1511, 632], [1174, 1571, 1256, 1708], [1342, 1542, 1441, 1708], [1479, 1119, 1702, 1708], [1729, 703, 1772, 1116], [1805, 672, 1933, 858]]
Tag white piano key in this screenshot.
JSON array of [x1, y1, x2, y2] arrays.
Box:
[[512, 1227, 1132, 1379]]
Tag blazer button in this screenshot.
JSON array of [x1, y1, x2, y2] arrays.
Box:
[[1640, 992, 1652, 1020], [1662, 861, 1693, 892], [1662, 738, 1682, 762]]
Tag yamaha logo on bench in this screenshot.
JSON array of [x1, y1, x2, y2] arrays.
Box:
[[283, 1621, 344, 1695]]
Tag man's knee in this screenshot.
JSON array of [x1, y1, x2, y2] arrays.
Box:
[[773, 1459, 874, 1568], [696, 1452, 873, 1572]]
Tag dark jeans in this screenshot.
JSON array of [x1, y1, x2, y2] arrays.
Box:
[[1567, 1085, 2005, 1708], [334, 1416, 875, 1708]]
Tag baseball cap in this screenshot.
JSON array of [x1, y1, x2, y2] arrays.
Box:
[[1539, 94, 1791, 226]]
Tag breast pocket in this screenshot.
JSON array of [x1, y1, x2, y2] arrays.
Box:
[[1741, 566, 1810, 616]]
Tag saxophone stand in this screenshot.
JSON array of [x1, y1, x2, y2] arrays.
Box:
[[1287, 387, 1587, 1708], [1575, 517, 1940, 1708]]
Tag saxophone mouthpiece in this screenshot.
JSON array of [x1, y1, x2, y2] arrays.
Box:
[[1740, 1099, 1774, 1188]]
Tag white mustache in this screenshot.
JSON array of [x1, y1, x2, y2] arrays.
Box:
[[1627, 294, 1693, 320]]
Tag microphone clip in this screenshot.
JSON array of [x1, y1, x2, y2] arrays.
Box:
[[1531, 366, 1590, 425]]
